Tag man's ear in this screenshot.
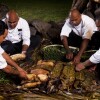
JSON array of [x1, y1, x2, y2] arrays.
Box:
[[5, 14, 9, 24], [6, 13, 9, 19]]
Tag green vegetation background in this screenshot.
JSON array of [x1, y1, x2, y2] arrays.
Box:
[[0, 0, 72, 22]]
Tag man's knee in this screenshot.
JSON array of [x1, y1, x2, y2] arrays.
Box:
[[90, 32, 100, 49], [1, 40, 14, 54]]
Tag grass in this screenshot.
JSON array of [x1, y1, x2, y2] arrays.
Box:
[[0, 0, 72, 22]]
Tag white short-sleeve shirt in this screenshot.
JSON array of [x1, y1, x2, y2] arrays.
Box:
[[0, 46, 7, 69], [60, 14, 97, 40], [5, 17, 30, 46], [89, 49, 100, 64]]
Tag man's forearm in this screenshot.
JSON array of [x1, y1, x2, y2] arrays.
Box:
[[61, 36, 71, 52], [22, 45, 29, 53], [2, 52, 21, 71], [83, 59, 94, 67], [78, 39, 89, 57]]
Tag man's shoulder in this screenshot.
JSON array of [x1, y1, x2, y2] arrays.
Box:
[[65, 17, 69, 22], [82, 14, 94, 21], [19, 17, 28, 23], [63, 18, 70, 25], [18, 17, 29, 26]]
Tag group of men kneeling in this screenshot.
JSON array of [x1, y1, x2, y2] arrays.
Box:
[[0, 8, 100, 81]]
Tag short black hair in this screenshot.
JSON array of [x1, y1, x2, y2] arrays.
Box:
[[0, 20, 8, 36]]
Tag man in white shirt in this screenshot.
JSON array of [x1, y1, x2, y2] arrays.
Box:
[[75, 18, 100, 70], [1, 10, 31, 55], [2, 10, 42, 57], [0, 20, 27, 79], [60, 9, 97, 64]]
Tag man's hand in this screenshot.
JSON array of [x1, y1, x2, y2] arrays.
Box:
[[22, 51, 26, 54], [75, 63, 85, 71], [73, 55, 81, 65], [18, 68, 28, 79], [66, 52, 73, 60]]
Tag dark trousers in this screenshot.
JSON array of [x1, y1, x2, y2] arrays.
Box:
[[1, 40, 22, 55], [89, 31, 100, 50], [68, 31, 82, 48], [68, 31, 100, 50], [1, 34, 42, 55]]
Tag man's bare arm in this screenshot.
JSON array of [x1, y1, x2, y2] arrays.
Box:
[[77, 39, 89, 57]]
